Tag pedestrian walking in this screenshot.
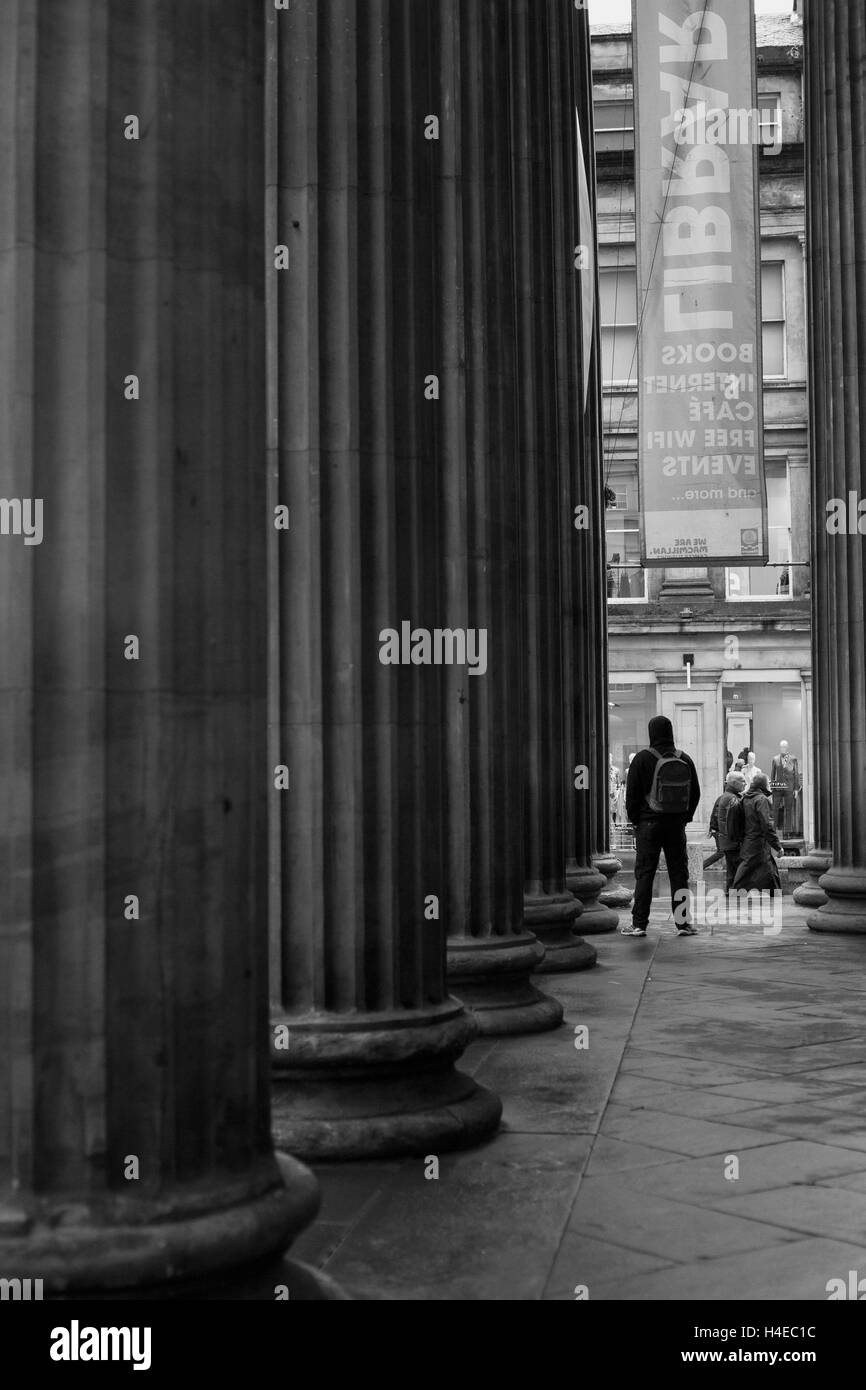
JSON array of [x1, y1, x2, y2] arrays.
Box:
[[621, 715, 701, 938], [708, 771, 746, 892], [732, 771, 782, 893]]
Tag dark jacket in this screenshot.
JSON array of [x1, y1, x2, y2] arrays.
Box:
[[732, 779, 782, 891], [709, 791, 744, 851], [625, 715, 701, 825], [739, 783, 782, 860]]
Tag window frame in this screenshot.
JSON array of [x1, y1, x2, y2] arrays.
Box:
[[757, 90, 782, 149], [725, 460, 793, 602], [605, 459, 647, 604], [593, 96, 635, 153], [761, 259, 787, 381], [599, 264, 638, 387]]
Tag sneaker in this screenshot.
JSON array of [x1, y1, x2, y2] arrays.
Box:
[[620, 925, 647, 937], [677, 923, 699, 937]]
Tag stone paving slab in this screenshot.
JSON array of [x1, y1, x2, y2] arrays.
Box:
[[561, 1173, 802, 1264], [289, 895, 866, 1299], [582, 1237, 866, 1302]]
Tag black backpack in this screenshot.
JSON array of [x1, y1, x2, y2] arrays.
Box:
[[646, 748, 691, 814]]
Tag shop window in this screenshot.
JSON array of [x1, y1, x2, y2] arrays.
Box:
[[722, 681, 805, 839], [608, 681, 657, 837]]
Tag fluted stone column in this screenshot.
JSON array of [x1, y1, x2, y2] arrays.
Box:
[[0, 1, 318, 1292], [795, 2, 833, 912], [436, 2, 562, 1036], [512, 0, 595, 974], [567, 3, 622, 932], [804, 0, 865, 932], [268, 0, 503, 1157]]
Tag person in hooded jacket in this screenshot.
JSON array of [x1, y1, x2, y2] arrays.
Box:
[[709, 770, 746, 892], [623, 715, 701, 937], [731, 770, 782, 893]]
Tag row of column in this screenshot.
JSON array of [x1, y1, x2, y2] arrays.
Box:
[[268, 0, 617, 1162], [0, 0, 619, 1292], [5, 0, 863, 1297]]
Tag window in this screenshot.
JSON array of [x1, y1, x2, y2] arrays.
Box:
[[726, 462, 792, 600], [605, 464, 646, 601], [594, 98, 634, 153], [600, 266, 637, 385], [608, 680, 658, 839], [757, 91, 782, 150], [761, 262, 786, 378]]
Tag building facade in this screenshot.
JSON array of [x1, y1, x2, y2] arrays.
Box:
[[594, 13, 811, 844]]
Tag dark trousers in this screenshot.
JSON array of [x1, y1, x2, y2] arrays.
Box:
[[723, 849, 741, 894], [633, 816, 691, 928]]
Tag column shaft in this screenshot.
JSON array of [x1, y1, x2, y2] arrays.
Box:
[[0, 0, 317, 1290], [805, 0, 866, 931], [795, 1, 833, 907], [268, 0, 502, 1157], [568, 5, 622, 930], [513, 0, 595, 973], [439, 0, 562, 1035]]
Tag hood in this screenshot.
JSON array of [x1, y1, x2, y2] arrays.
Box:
[[746, 774, 770, 796], [648, 715, 675, 749]]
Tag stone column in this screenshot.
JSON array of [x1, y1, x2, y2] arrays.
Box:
[[562, 3, 619, 934], [794, 18, 832, 909], [0, 1, 318, 1292], [437, 1, 562, 1035], [268, 0, 503, 1158], [512, 0, 595, 973], [803, 0, 865, 932], [578, 10, 625, 928]]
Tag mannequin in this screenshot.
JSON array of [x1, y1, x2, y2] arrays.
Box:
[[742, 751, 759, 788], [770, 739, 801, 838]]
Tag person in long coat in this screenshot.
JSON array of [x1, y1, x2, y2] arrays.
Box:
[[732, 771, 782, 893]]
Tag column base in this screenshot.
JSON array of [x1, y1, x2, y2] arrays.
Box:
[[448, 932, 564, 1035], [807, 866, 866, 933], [270, 1001, 502, 1161], [593, 851, 622, 879], [524, 891, 597, 972], [793, 849, 831, 909], [566, 862, 619, 933], [594, 850, 633, 909], [0, 1154, 319, 1295]]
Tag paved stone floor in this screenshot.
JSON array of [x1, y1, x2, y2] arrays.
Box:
[[289, 897, 866, 1300]]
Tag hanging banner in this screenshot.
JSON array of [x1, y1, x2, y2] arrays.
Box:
[[633, 0, 768, 565]]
